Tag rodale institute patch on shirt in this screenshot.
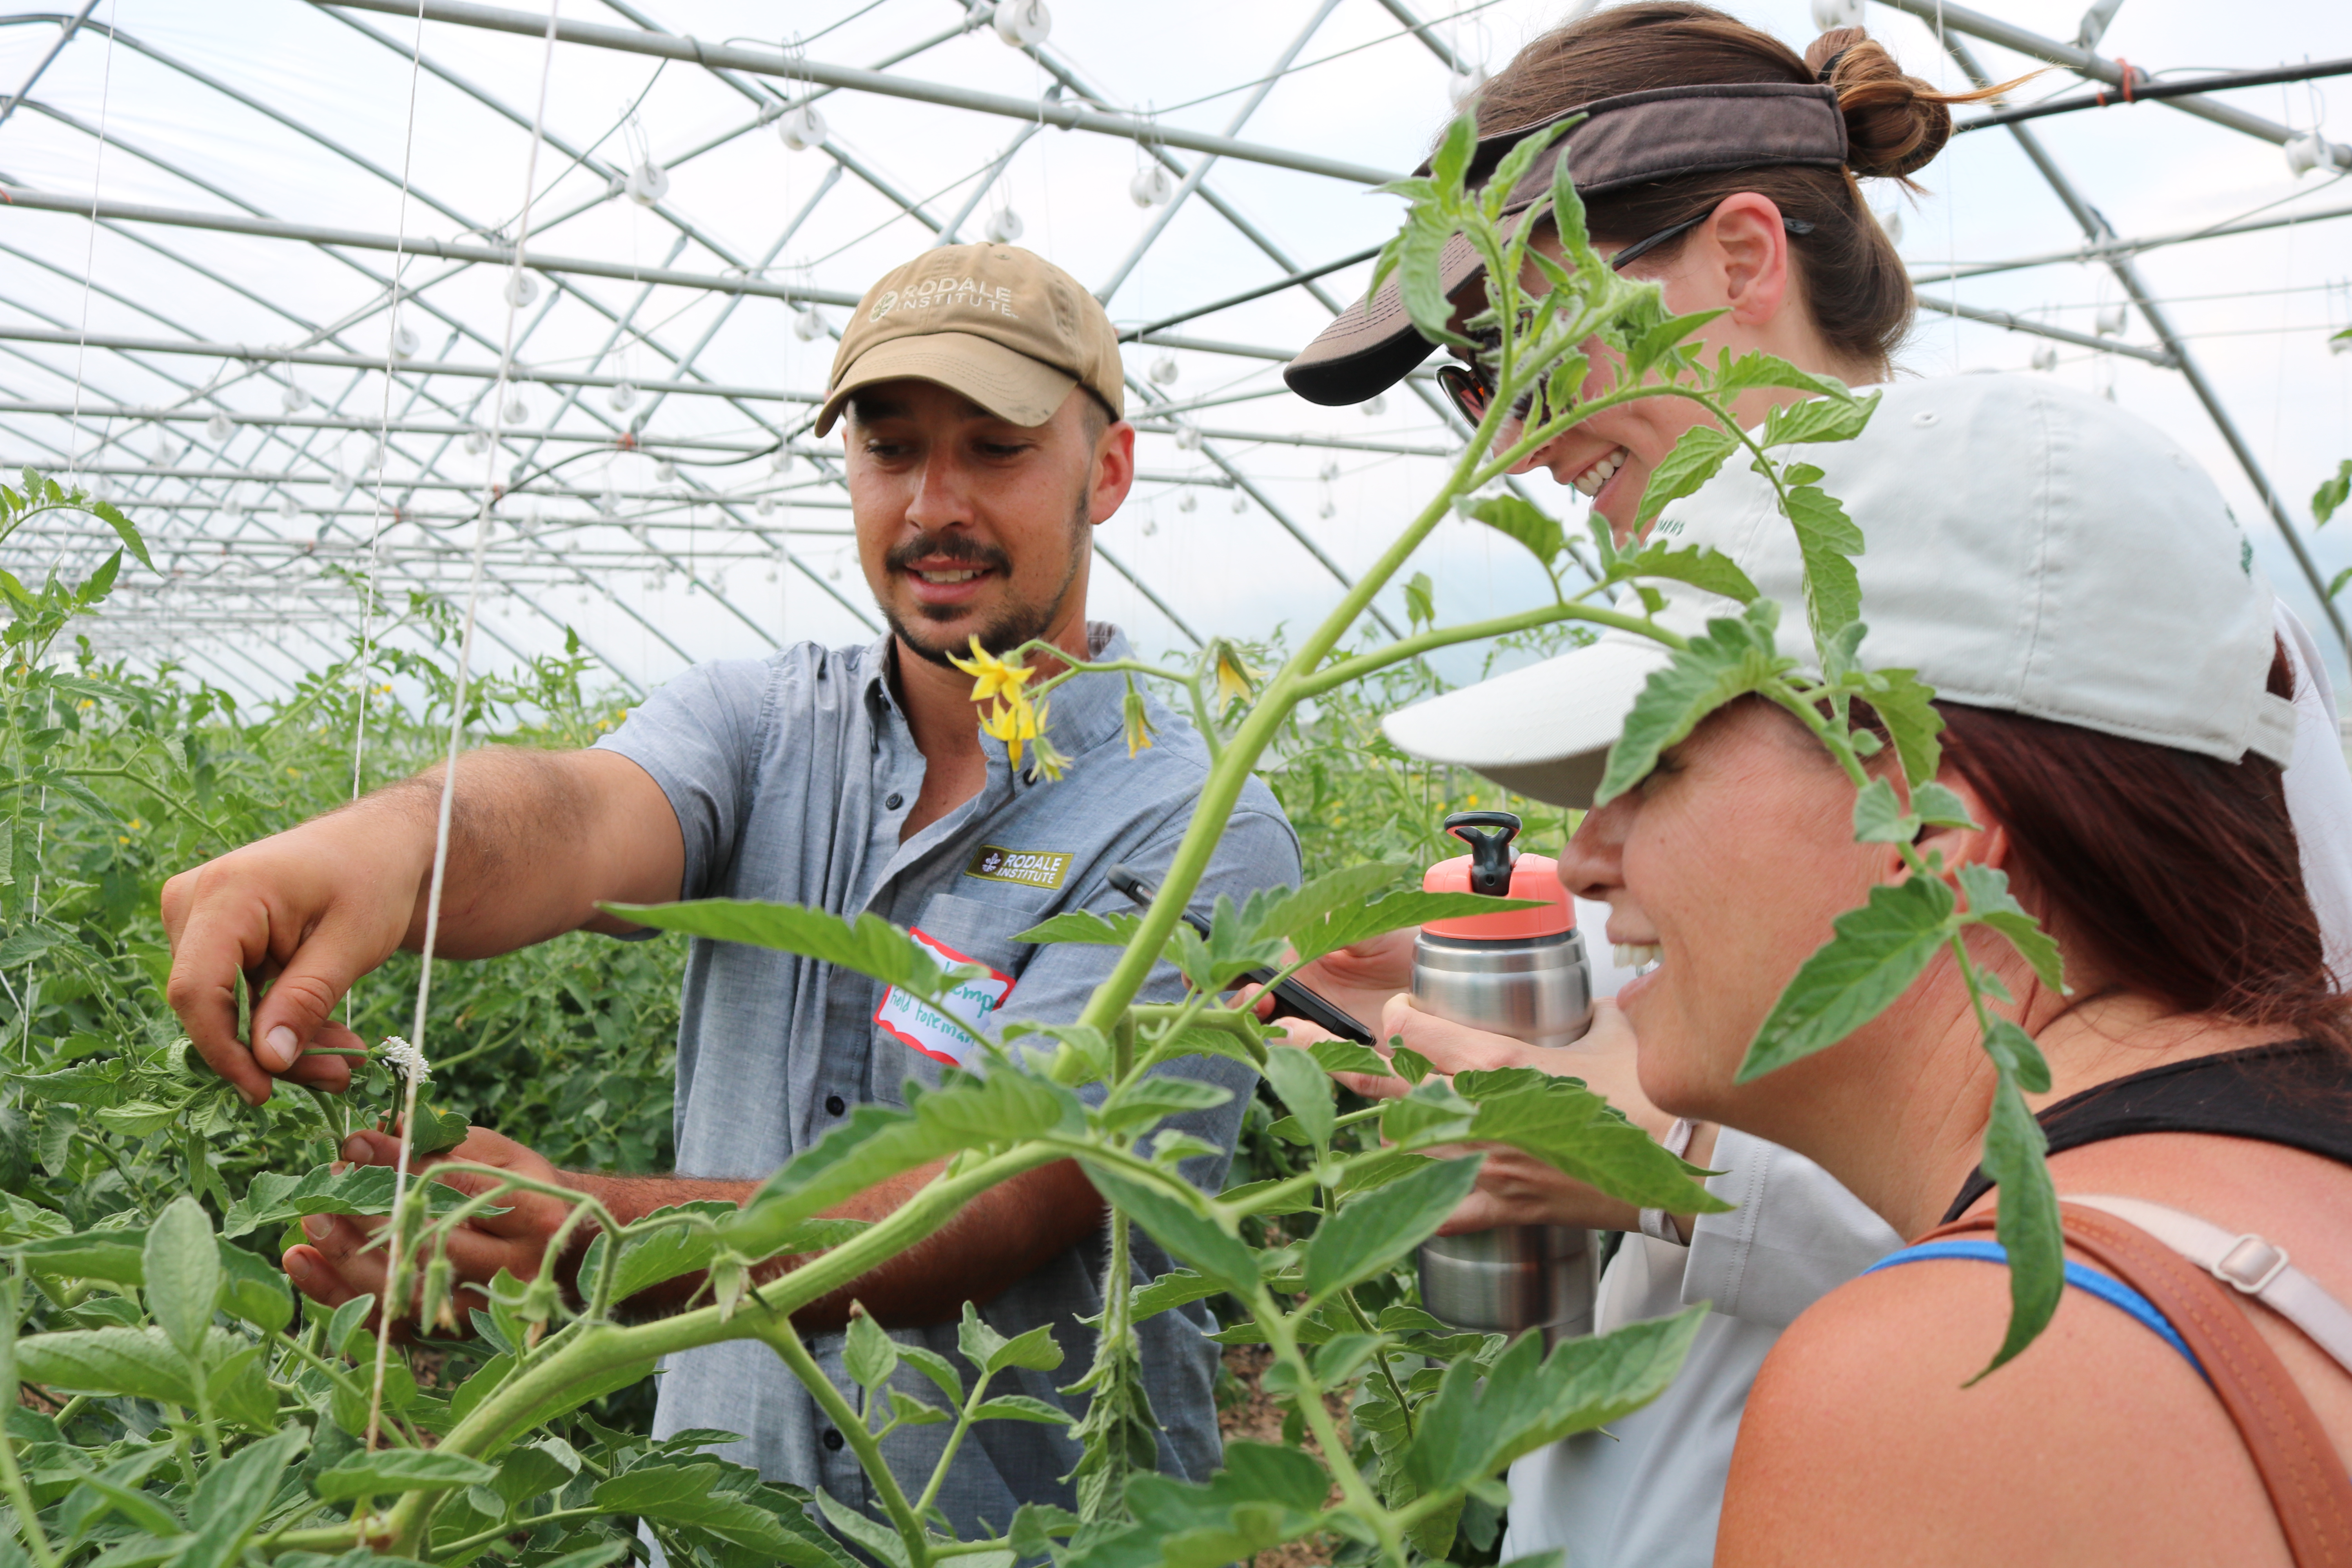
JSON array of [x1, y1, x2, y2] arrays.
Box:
[[963, 843, 1073, 891]]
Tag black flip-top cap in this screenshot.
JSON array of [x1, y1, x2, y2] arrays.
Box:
[[1283, 82, 1846, 407]]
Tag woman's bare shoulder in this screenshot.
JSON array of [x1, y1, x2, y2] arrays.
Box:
[[1715, 1253, 2285, 1568]]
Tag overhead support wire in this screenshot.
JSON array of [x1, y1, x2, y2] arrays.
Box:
[[1120, 244, 1385, 342], [1096, 0, 1348, 305], [318, 0, 1403, 186], [0, 2, 101, 131], [0, 325, 815, 404], [0, 187, 864, 305], [1909, 200, 2352, 283], [1931, 30, 2352, 661], [1954, 56, 2352, 138], [1911, 298, 2178, 364], [1873, 0, 2352, 164]]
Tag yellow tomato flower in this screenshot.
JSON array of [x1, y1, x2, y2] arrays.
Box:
[[980, 693, 1041, 768], [1023, 701, 1071, 781], [1209, 640, 1259, 713], [948, 636, 1035, 706], [1122, 682, 1156, 758]]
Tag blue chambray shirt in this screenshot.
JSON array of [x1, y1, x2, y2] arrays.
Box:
[[594, 622, 1299, 1538]]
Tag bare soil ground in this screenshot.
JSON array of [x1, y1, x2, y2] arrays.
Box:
[[1217, 1343, 1351, 1568]]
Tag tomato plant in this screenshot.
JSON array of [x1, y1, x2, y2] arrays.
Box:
[[0, 113, 2067, 1568]]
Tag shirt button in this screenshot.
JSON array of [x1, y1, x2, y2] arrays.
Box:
[[825, 1094, 847, 1116], [885, 792, 904, 809], [822, 1428, 846, 1452]]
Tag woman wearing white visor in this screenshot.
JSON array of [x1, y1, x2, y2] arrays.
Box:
[[1277, 4, 2352, 1564], [1390, 370, 2352, 1565]]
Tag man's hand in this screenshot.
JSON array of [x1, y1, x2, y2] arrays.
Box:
[[1287, 996, 1713, 1235], [163, 749, 683, 1107], [163, 813, 430, 1105], [282, 1125, 586, 1325]]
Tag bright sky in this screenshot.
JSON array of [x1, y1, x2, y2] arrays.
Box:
[[0, 0, 2345, 701]]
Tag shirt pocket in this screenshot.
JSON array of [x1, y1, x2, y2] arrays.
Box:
[[907, 889, 1052, 989]]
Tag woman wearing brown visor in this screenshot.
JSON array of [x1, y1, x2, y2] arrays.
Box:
[[1275, 6, 2352, 1566]]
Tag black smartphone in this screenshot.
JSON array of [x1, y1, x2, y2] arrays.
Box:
[[1103, 864, 1376, 1046]]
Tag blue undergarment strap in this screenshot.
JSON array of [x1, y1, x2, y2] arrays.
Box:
[[1865, 1238, 2205, 1377]]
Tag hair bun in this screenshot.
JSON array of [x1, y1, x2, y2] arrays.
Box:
[[1805, 28, 1952, 182]]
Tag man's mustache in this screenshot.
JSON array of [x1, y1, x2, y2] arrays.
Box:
[[884, 533, 1011, 574]]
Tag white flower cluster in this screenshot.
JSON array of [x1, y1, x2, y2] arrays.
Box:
[[377, 1035, 432, 1083]]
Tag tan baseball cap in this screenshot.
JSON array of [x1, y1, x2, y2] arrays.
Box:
[[815, 244, 1125, 436]]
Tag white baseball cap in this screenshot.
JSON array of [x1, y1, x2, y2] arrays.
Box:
[[1384, 374, 2299, 806]]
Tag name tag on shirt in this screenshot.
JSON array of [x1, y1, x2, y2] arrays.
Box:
[[874, 927, 1015, 1067]]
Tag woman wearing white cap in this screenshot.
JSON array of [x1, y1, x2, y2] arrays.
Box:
[[1396, 369, 2352, 1565], [1278, 4, 2352, 1564]]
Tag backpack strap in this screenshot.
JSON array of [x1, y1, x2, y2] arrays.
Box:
[[1917, 1202, 2352, 1567]]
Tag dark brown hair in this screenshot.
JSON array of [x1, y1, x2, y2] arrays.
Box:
[[1463, 2, 2001, 374], [1936, 646, 2350, 1051]]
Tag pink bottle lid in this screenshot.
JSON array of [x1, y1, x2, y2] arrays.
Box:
[[1421, 852, 1573, 940]]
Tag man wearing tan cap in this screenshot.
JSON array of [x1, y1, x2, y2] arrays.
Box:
[[158, 244, 1300, 1534]]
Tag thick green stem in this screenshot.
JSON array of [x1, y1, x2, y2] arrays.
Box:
[[1254, 1287, 1401, 1566], [0, 1418, 59, 1568], [1299, 602, 1686, 699], [430, 1502, 611, 1561], [756, 1313, 933, 1568]]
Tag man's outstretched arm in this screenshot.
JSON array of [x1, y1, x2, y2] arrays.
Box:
[[283, 1127, 1105, 1334], [162, 748, 682, 1105]]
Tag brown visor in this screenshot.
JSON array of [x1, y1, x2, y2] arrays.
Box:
[[1283, 82, 1846, 407]]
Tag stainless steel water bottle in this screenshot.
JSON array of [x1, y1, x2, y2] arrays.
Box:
[[1412, 811, 1601, 1341]]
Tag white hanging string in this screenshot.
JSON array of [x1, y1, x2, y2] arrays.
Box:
[[364, 0, 566, 1455], [350, 0, 433, 809], [65, 4, 120, 483]]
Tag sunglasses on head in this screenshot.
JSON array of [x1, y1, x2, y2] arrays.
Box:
[[1433, 207, 1816, 428]]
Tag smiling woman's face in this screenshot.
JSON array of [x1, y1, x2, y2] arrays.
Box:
[[1454, 193, 1863, 543], [1558, 699, 1895, 1125]]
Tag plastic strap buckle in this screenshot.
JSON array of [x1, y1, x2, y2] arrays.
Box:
[[2215, 1233, 2292, 1295]]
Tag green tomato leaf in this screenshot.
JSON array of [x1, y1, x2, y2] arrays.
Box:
[[1463, 494, 1565, 573], [1303, 1154, 1483, 1299], [1983, 1017, 2053, 1096], [1974, 1073, 2063, 1379], [1292, 890, 1543, 966], [1608, 539, 1758, 603], [1014, 909, 1143, 947], [1259, 1047, 1334, 1152], [1849, 777, 1917, 844], [314, 1449, 494, 1501], [1711, 349, 1854, 403], [1455, 1068, 1728, 1212], [602, 899, 981, 1010], [2316, 458, 2351, 527], [844, 1307, 898, 1391], [1401, 1305, 1708, 1490], [722, 1071, 1080, 1262], [1095, 1075, 1234, 1138], [1307, 1038, 1390, 1078], [220, 1164, 498, 1240], [1760, 389, 1879, 448], [1909, 780, 1979, 829], [972, 1395, 1074, 1426], [1597, 601, 1795, 804], [1738, 877, 1958, 1082], [1956, 863, 2066, 995], [1633, 423, 1737, 532], [1783, 482, 1865, 646], [1077, 1160, 1258, 1294], [181, 1426, 303, 1568], [1860, 666, 1943, 787], [602, 1463, 844, 1564]]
